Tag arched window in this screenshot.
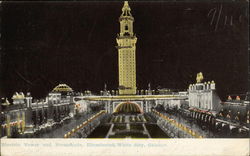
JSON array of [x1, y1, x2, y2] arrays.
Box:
[[125, 25, 128, 30]]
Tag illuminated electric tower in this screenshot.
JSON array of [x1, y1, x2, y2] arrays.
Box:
[[116, 1, 137, 95]]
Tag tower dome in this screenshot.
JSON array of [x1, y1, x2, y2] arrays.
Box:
[[52, 84, 73, 93]]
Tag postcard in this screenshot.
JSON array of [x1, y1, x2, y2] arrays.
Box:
[[0, 1, 249, 156]]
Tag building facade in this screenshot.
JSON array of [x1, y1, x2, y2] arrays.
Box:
[[116, 1, 137, 95], [0, 84, 76, 138], [219, 95, 250, 125], [188, 78, 221, 113], [1, 95, 26, 138]]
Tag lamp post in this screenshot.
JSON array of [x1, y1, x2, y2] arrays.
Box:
[[36, 101, 39, 130], [188, 115, 193, 137], [86, 102, 89, 136], [87, 102, 91, 136], [177, 109, 180, 138]]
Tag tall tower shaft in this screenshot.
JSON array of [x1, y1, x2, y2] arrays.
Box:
[[116, 1, 137, 95]]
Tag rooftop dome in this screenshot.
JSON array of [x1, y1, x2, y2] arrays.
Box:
[[52, 84, 73, 92], [12, 92, 25, 100]]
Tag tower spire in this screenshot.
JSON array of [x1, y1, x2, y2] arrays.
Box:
[[121, 1, 133, 18]]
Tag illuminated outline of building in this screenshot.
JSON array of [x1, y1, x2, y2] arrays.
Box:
[[116, 1, 137, 95]]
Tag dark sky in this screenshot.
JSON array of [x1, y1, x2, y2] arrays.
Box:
[[0, 1, 248, 100]]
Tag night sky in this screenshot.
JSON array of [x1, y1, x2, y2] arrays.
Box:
[[0, 1, 248, 100]]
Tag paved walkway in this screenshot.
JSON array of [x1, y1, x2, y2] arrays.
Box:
[[142, 123, 151, 138], [126, 123, 130, 130], [105, 124, 114, 138], [125, 116, 130, 123]]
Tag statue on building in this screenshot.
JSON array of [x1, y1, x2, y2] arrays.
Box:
[[148, 83, 151, 91], [104, 83, 107, 92], [196, 72, 204, 83]]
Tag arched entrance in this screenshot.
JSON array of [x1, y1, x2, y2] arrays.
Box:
[[113, 102, 143, 114]]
